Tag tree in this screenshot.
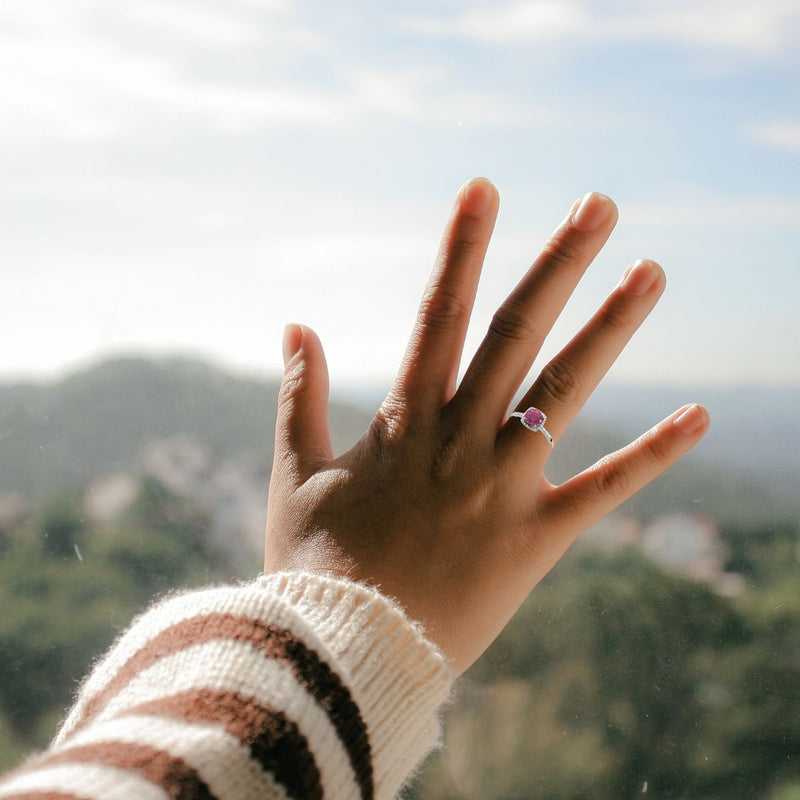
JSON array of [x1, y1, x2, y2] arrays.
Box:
[[37, 494, 86, 558]]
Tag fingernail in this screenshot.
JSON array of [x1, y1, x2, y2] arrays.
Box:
[[673, 404, 709, 435], [460, 177, 496, 216], [572, 192, 614, 231], [621, 259, 660, 296], [282, 324, 303, 366]]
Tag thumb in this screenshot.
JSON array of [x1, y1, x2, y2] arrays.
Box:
[[274, 324, 333, 486]]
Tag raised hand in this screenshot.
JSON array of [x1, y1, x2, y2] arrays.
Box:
[[265, 179, 709, 674]]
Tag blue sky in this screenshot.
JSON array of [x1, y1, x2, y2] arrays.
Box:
[[1, 0, 798, 387]]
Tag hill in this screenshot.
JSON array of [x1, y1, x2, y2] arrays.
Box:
[[0, 357, 797, 526], [583, 383, 800, 497], [0, 356, 370, 499]]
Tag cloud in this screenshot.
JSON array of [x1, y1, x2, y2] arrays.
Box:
[[0, 1, 574, 149], [622, 190, 800, 231], [611, 0, 800, 54], [406, 0, 800, 56], [112, 1, 266, 48], [406, 1, 588, 44], [747, 121, 800, 153], [2, 0, 713, 149], [0, 0, 334, 145]]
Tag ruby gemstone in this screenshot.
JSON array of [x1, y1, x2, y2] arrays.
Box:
[[523, 407, 545, 429]]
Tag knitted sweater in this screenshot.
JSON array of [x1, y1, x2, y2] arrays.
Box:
[[0, 572, 454, 800]]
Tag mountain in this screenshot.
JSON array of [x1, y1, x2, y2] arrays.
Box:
[[0, 357, 797, 526], [0, 356, 370, 499], [581, 383, 800, 494], [341, 381, 800, 526]]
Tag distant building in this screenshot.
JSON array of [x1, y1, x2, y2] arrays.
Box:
[[0, 492, 27, 535], [582, 514, 641, 550], [141, 435, 213, 497], [582, 512, 745, 596], [140, 435, 266, 562], [206, 460, 267, 560], [640, 513, 726, 583], [84, 473, 139, 522]]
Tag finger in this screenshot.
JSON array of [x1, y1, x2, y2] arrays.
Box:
[[500, 258, 665, 459], [541, 404, 710, 539], [392, 177, 499, 410], [455, 192, 618, 431], [273, 324, 333, 487]]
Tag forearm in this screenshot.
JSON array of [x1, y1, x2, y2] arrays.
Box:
[[0, 573, 453, 800]]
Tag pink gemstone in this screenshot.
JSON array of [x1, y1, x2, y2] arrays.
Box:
[[523, 407, 545, 429]]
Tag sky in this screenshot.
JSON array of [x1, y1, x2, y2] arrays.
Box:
[[1, 0, 799, 390]]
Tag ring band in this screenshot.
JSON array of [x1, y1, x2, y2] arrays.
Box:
[[510, 407, 554, 446]]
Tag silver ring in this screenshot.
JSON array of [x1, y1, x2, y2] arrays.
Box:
[[510, 407, 554, 446]]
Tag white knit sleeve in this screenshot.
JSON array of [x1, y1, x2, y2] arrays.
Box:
[[0, 572, 454, 800]]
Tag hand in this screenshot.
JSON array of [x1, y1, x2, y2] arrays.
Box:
[[264, 179, 709, 674]]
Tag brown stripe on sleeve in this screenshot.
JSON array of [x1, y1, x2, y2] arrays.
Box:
[[73, 613, 374, 800], [130, 688, 323, 800], [34, 742, 215, 800], [0, 794, 94, 800]]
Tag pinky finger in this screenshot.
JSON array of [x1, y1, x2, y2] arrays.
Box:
[[544, 403, 710, 536]]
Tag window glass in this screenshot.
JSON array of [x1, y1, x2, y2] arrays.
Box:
[[1, 3, 798, 796]]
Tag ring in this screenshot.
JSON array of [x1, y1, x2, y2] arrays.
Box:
[[510, 407, 554, 447]]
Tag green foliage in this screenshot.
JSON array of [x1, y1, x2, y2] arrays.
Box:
[[0, 481, 243, 767], [37, 493, 86, 558], [0, 357, 372, 500], [773, 784, 800, 800], [0, 545, 132, 742], [99, 476, 215, 598], [721, 520, 800, 587], [412, 546, 800, 800], [2, 485, 799, 796]]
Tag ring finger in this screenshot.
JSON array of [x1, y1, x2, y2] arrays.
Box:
[[499, 258, 666, 462]]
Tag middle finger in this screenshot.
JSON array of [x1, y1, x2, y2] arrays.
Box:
[[453, 192, 618, 432]]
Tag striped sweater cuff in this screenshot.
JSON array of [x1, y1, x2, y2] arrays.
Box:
[[261, 572, 456, 797], [0, 572, 453, 800]]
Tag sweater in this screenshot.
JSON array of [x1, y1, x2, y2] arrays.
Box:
[[0, 572, 455, 800]]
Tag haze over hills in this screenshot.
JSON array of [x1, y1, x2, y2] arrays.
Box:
[[581, 383, 800, 497], [0, 356, 797, 527], [341, 380, 800, 523], [0, 357, 369, 500]]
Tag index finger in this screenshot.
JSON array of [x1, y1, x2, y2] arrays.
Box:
[[391, 178, 499, 410]]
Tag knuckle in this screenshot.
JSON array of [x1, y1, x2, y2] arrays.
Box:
[[638, 427, 674, 465], [430, 426, 466, 484], [418, 286, 470, 332], [537, 356, 584, 406], [277, 366, 306, 408], [592, 454, 633, 500], [369, 390, 429, 452], [539, 231, 584, 271], [488, 299, 538, 346], [598, 299, 633, 334], [590, 428, 674, 502], [366, 414, 392, 458], [371, 395, 410, 445], [451, 229, 483, 254], [446, 219, 483, 255]]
